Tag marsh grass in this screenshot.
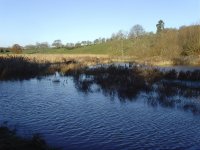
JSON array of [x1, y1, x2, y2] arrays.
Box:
[[0, 56, 51, 80], [1, 55, 200, 81], [0, 55, 112, 80]]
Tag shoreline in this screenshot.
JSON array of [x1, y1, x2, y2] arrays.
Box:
[[1, 54, 200, 67], [0, 54, 200, 81]]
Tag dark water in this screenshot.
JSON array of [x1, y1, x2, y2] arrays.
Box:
[[156, 66, 200, 72], [1, 74, 200, 150], [97, 62, 200, 72]]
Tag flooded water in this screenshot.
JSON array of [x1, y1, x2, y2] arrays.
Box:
[[1, 74, 200, 150], [156, 65, 200, 72], [96, 62, 200, 72]]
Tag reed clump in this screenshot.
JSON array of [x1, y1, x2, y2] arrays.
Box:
[[0, 55, 110, 80], [0, 56, 50, 80]]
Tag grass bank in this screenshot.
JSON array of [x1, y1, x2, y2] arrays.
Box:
[[0, 55, 200, 81], [2, 53, 200, 67], [0, 55, 112, 80], [0, 54, 110, 64]]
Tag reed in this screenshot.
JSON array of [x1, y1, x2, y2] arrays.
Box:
[[0, 56, 51, 80], [0, 55, 111, 80], [1, 55, 200, 81]]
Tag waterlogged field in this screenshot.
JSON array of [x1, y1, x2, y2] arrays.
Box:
[[1, 65, 200, 149]]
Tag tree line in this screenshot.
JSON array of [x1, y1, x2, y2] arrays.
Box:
[[107, 20, 200, 57], [1, 20, 200, 57]]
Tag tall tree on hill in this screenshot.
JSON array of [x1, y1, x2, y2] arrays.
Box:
[[156, 20, 165, 33]]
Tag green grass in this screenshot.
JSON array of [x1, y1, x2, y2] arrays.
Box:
[[23, 43, 112, 55], [23, 41, 138, 58]]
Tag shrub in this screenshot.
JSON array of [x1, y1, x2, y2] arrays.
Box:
[[11, 44, 23, 54], [178, 25, 200, 55]]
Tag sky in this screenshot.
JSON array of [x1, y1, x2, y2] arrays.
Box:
[[0, 0, 200, 47]]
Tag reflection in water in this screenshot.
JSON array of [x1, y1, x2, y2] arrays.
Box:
[[155, 81, 200, 114], [71, 67, 200, 115], [71, 66, 153, 100]]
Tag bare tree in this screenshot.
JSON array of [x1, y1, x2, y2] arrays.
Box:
[[11, 44, 23, 54], [116, 30, 127, 40], [102, 38, 106, 43], [129, 24, 145, 38], [110, 30, 127, 41], [40, 42, 49, 49], [66, 43, 75, 49], [86, 40, 92, 45], [52, 40, 63, 48], [35, 42, 49, 49], [75, 42, 81, 48], [94, 39, 99, 44]]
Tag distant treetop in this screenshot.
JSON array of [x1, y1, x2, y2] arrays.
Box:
[[156, 20, 165, 33]]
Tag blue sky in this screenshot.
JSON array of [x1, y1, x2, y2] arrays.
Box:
[[0, 0, 199, 47]]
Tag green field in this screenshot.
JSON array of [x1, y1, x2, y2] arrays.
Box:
[[23, 41, 143, 61], [23, 43, 113, 55], [1, 24, 199, 66]]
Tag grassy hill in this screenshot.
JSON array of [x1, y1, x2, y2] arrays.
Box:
[[2, 24, 199, 66], [23, 43, 112, 55]]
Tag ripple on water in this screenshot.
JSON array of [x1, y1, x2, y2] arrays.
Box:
[[0, 76, 200, 149]]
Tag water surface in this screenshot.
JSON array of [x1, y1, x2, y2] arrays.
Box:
[[0, 75, 200, 149]]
